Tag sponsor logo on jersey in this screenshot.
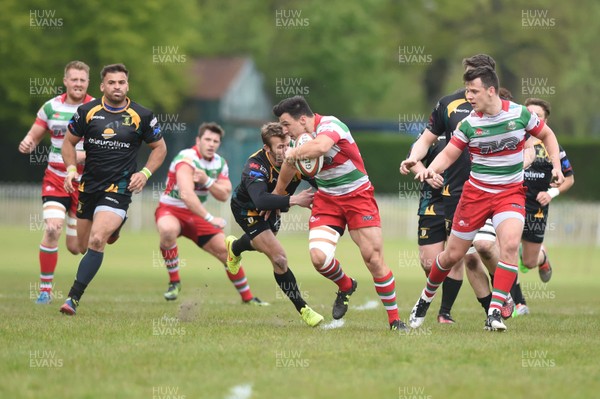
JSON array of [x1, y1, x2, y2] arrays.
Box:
[[92, 115, 105, 120], [102, 128, 116, 139]]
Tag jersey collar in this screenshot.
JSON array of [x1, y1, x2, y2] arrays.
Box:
[[101, 96, 131, 113], [475, 99, 510, 118]]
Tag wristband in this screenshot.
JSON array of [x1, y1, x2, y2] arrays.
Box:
[[204, 213, 214, 222], [204, 177, 215, 189], [66, 165, 77, 174], [140, 167, 152, 179], [547, 187, 560, 199]]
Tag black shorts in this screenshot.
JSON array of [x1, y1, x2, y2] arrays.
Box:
[[77, 191, 132, 221], [231, 205, 281, 240], [42, 196, 72, 210], [418, 215, 446, 246], [444, 202, 458, 237], [522, 205, 548, 244]]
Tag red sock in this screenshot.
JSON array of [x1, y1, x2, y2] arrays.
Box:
[[161, 244, 180, 283], [490, 261, 518, 314], [39, 245, 58, 292], [318, 258, 353, 291], [374, 271, 399, 323], [225, 266, 253, 302], [423, 255, 451, 300]]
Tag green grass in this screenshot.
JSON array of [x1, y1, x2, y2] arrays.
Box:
[[1, 226, 599, 399]]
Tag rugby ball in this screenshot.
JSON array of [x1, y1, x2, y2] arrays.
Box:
[[294, 133, 323, 178]]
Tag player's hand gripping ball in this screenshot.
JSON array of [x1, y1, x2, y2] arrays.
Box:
[[294, 133, 323, 178]]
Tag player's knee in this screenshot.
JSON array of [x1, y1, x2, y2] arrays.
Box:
[[271, 253, 288, 273], [474, 240, 495, 259], [88, 233, 105, 250], [44, 220, 63, 242], [463, 253, 480, 271], [308, 226, 340, 270]]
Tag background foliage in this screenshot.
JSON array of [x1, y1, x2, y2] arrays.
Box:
[[2, 0, 598, 197]]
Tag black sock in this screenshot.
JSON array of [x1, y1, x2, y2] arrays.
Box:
[[69, 249, 104, 300], [438, 277, 462, 315], [274, 268, 307, 312], [68, 280, 88, 301], [478, 294, 492, 314], [510, 280, 526, 305], [232, 234, 254, 257]]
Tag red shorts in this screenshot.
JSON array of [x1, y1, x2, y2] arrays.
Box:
[[155, 203, 222, 243], [452, 181, 526, 240], [309, 183, 381, 231], [41, 169, 79, 215]]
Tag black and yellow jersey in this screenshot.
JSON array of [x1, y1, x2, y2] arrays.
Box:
[[68, 96, 162, 194], [231, 148, 314, 216], [524, 141, 573, 205], [427, 88, 472, 216]]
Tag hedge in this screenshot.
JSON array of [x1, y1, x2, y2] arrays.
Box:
[[355, 133, 599, 201]]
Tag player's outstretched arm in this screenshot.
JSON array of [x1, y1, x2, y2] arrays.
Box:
[[415, 142, 462, 183], [289, 188, 314, 209], [400, 129, 438, 175]]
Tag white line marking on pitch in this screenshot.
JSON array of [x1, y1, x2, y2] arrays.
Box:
[[225, 383, 253, 399], [352, 300, 379, 310], [321, 319, 345, 329]]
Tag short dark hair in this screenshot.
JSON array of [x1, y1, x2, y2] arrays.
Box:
[[260, 122, 287, 146], [101, 63, 129, 80], [499, 87, 514, 101], [198, 122, 225, 138], [272, 95, 314, 119], [525, 98, 551, 119], [463, 66, 499, 92], [462, 54, 496, 70]]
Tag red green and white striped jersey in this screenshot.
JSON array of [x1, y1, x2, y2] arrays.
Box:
[[450, 100, 544, 193], [35, 93, 94, 177], [313, 114, 370, 196], [159, 146, 229, 207]]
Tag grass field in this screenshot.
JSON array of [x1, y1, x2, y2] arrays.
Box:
[[2, 225, 599, 399]]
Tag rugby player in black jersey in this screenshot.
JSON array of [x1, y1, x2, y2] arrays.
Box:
[[225, 122, 324, 327], [59, 63, 167, 315]]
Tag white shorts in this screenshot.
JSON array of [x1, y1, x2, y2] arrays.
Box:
[[466, 219, 496, 255]]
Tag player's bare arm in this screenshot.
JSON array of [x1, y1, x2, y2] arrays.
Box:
[[415, 141, 462, 183], [193, 168, 231, 202], [534, 124, 565, 187], [289, 188, 314, 209], [286, 134, 334, 162], [128, 138, 167, 193], [410, 160, 444, 189], [61, 131, 81, 193], [400, 129, 438, 175], [18, 123, 47, 154], [178, 163, 226, 228], [523, 136, 536, 169]]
